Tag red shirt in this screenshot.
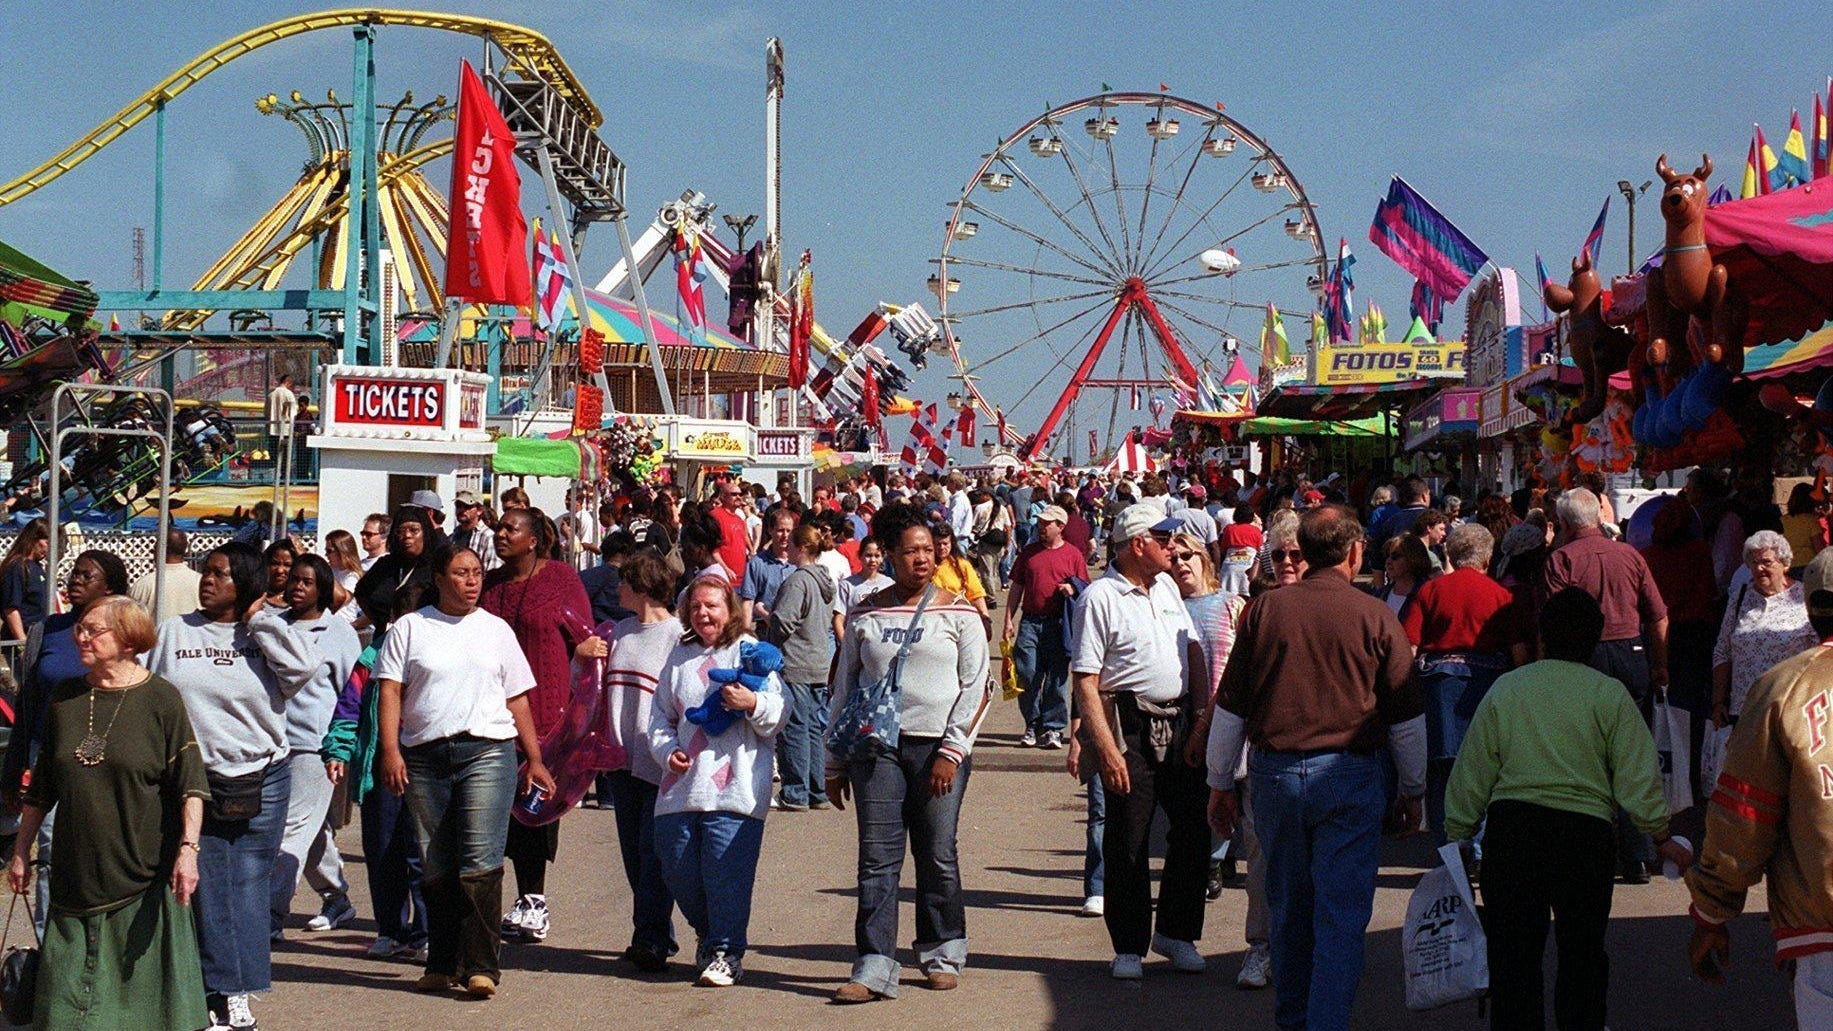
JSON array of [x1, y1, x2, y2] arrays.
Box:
[[1222, 522, 1264, 550], [480, 560, 594, 736], [1063, 513, 1093, 557], [1012, 540, 1089, 618], [710, 506, 751, 579], [1543, 528, 1667, 641], [1401, 566, 1522, 654], [1641, 539, 1717, 627]]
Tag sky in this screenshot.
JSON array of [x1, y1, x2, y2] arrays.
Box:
[[0, 0, 1825, 443]]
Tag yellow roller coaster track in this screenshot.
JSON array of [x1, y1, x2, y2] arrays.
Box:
[[0, 8, 600, 208]]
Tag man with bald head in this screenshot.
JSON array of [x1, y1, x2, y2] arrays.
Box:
[[1203, 503, 1425, 1029]]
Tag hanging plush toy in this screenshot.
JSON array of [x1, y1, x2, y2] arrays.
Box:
[[684, 641, 784, 736]]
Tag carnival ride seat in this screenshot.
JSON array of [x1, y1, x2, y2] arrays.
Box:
[[2, 397, 240, 523]]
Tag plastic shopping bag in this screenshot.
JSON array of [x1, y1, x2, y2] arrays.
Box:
[[1402, 842, 1489, 1010], [1653, 699, 1694, 813], [1699, 723, 1733, 799], [1000, 637, 1024, 702]]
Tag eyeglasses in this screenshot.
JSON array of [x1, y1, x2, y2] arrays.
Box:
[[1269, 549, 1303, 562], [73, 623, 113, 641], [360, 530, 382, 538], [1170, 551, 1201, 564]]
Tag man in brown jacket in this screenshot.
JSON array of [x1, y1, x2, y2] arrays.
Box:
[[1687, 548, 1833, 1025]]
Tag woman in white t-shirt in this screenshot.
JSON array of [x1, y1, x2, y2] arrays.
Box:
[[375, 546, 555, 1000]]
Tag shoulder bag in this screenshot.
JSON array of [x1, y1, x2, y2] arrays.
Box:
[[0, 891, 39, 1025], [828, 585, 934, 762]]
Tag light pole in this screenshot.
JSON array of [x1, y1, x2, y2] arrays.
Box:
[[723, 212, 759, 252], [1617, 179, 1652, 272]]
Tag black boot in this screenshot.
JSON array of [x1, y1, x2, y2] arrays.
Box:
[[457, 866, 506, 990], [1205, 862, 1225, 901]]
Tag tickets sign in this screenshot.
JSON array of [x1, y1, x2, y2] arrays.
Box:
[[1313, 342, 1466, 386], [334, 377, 445, 427]]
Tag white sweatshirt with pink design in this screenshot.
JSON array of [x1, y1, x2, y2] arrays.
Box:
[[649, 634, 789, 821]]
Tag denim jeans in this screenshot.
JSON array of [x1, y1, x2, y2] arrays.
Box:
[[271, 752, 349, 931], [1251, 749, 1384, 1031], [32, 805, 52, 939], [196, 759, 292, 996], [1083, 778, 1105, 900], [402, 735, 516, 881], [777, 681, 830, 807], [1014, 614, 1070, 735], [654, 811, 765, 962], [846, 737, 971, 997], [605, 770, 677, 955], [360, 782, 427, 946]]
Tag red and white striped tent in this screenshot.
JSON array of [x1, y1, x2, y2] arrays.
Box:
[[1103, 430, 1158, 475]]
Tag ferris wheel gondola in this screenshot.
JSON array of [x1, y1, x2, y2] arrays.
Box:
[[935, 91, 1327, 462]]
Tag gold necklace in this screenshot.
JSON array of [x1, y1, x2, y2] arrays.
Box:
[[74, 672, 148, 766]]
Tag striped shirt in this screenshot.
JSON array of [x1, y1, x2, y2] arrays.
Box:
[[600, 614, 683, 785]]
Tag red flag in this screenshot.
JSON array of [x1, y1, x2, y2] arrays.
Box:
[[859, 363, 880, 426], [788, 250, 813, 389], [443, 62, 529, 305], [956, 404, 975, 442], [995, 407, 1007, 443], [1129, 385, 1141, 411]]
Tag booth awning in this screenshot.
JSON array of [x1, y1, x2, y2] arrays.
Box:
[[493, 437, 587, 478], [1238, 414, 1391, 437], [1256, 379, 1441, 421]]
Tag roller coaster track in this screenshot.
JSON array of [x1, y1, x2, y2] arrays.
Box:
[[0, 8, 599, 208]]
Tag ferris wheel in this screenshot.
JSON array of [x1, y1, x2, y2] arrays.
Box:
[[935, 91, 1328, 463]]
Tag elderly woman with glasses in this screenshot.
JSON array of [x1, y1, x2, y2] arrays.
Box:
[[1711, 530, 1817, 729]]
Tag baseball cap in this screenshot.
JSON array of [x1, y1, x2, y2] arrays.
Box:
[[454, 489, 482, 508], [409, 489, 445, 514], [1805, 548, 1833, 616], [1110, 503, 1181, 544], [1035, 504, 1069, 525], [1183, 483, 1207, 500]]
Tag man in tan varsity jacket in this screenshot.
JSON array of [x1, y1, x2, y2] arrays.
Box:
[[1687, 548, 1833, 1027]]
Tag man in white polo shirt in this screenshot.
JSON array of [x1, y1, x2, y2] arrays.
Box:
[[1071, 503, 1210, 981]]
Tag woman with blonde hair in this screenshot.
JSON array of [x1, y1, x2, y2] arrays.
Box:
[[650, 575, 787, 987], [11, 594, 211, 1030]]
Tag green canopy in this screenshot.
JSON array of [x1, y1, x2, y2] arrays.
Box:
[[493, 437, 583, 477], [1238, 414, 1390, 437]]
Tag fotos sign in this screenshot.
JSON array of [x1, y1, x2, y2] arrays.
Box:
[[1313, 342, 1466, 386]]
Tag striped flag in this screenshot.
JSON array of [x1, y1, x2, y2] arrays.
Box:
[[1129, 385, 1141, 411], [1742, 136, 1763, 199], [1781, 110, 1813, 186], [1259, 303, 1290, 365], [531, 220, 572, 334], [1410, 279, 1444, 333], [1581, 197, 1609, 268], [1756, 125, 1782, 194], [1322, 238, 1357, 343], [1814, 89, 1829, 180], [995, 407, 1007, 444], [673, 230, 710, 340], [955, 404, 975, 443], [1150, 395, 1167, 423], [1368, 176, 1488, 302], [1534, 253, 1552, 319]]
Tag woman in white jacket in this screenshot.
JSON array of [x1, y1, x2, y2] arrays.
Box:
[[649, 574, 787, 988]]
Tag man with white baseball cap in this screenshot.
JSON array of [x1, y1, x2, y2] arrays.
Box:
[[1005, 503, 1089, 749], [1071, 503, 1210, 979]]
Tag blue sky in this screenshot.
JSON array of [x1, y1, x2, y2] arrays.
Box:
[[0, 0, 1824, 437]]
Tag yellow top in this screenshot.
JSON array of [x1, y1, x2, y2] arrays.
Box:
[[934, 557, 986, 603]]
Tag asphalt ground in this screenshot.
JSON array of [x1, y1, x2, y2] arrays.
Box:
[[265, 697, 1795, 1030]]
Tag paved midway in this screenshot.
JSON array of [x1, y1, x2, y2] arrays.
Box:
[[269, 703, 1793, 1030]]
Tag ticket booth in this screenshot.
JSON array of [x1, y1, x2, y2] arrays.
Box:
[[309, 365, 494, 547], [746, 428, 815, 500]]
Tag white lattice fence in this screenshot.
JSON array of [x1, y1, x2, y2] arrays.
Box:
[[0, 529, 236, 583]]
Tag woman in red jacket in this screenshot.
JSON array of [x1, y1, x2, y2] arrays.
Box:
[[481, 507, 593, 943]]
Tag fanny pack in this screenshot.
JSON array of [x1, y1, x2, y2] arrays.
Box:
[[206, 764, 268, 822]]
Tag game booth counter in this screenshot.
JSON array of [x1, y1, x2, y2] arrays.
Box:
[[309, 365, 493, 548], [658, 416, 754, 498]]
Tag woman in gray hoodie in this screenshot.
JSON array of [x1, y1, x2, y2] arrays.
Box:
[[765, 523, 837, 811]]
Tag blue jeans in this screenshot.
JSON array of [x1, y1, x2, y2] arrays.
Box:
[[1251, 749, 1384, 1031], [846, 737, 971, 997], [605, 770, 677, 955], [196, 759, 292, 996], [654, 811, 765, 962], [1014, 614, 1070, 735], [360, 784, 427, 946], [1084, 778, 1105, 899], [777, 681, 830, 807], [402, 735, 516, 880]]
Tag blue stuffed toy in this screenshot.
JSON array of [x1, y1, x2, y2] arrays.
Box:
[[684, 641, 783, 736]]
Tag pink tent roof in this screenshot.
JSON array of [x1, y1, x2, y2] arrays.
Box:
[[1703, 181, 1833, 350]]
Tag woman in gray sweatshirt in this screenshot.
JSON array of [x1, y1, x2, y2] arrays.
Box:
[[826, 504, 991, 1004], [766, 523, 838, 811], [148, 541, 312, 1031]]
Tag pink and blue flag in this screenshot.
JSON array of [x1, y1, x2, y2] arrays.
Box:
[[1368, 176, 1489, 302], [1581, 197, 1609, 267], [1533, 253, 1552, 319]]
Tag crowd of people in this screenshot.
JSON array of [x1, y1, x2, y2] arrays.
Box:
[[0, 459, 1823, 1029]]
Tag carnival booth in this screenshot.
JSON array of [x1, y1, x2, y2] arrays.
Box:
[[659, 416, 754, 497], [745, 428, 815, 500], [310, 365, 493, 548]]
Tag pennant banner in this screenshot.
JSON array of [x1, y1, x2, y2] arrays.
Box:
[[1368, 176, 1488, 302], [444, 61, 529, 306], [788, 250, 813, 389]]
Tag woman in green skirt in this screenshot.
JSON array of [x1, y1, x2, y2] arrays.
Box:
[[7, 594, 211, 1031]]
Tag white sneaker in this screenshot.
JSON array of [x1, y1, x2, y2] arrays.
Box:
[[305, 896, 357, 932], [1236, 942, 1271, 989], [1080, 895, 1105, 917], [520, 894, 550, 941], [1111, 953, 1144, 980], [1020, 729, 1038, 747], [1151, 933, 1206, 973], [502, 895, 531, 939], [1039, 730, 1065, 750], [698, 951, 743, 987], [402, 941, 429, 964], [224, 993, 257, 1031], [365, 936, 403, 958]]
